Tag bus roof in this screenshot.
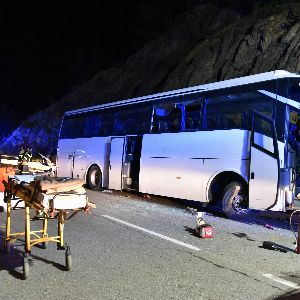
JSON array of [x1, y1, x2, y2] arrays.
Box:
[[66, 70, 300, 115]]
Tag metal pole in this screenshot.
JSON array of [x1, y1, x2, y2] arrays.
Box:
[[25, 204, 31, 253], [58, 211, 64, 249], [5, 192, 11, 249], [43, 216, 48, 238]]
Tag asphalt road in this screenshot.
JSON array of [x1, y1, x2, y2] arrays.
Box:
[[0, 189, 300, 300]]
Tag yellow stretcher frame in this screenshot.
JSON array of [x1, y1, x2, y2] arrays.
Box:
[[2, 179, 84, 279]]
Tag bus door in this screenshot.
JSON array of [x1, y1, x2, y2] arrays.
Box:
[[122, 136, 142, 191], [109, 137, 125, 190], [249, 111, 280, 210], [56, 149, 74, 178], [72, 149, 86, 179]]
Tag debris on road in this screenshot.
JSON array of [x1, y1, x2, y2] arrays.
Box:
[[194, 211, 214, 239], [262, 241, 292, 253], [186, 206, 198, 215], [265, 224, 274, 230], [0, 153, 56, 174]]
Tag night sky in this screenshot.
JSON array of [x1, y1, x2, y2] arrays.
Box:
[[0, 1, 139, 121], [0, 0, 194, 129]]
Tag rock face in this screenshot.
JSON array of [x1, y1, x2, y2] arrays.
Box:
[[2, 0, 300, 155]]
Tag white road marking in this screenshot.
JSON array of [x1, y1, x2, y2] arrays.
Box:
[[263, 274, 300, 289], [102, 214, 201, 251]]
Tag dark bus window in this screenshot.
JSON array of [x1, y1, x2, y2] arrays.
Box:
[[84, 112, 101, 137], [134, 105, 152, 134], [60, 114, 85, 139], [100, 111, 114, 136], [167, 105, 183, 132], [253, 114, 273, 138], [253, 114, 275, 154], [113, 105, 152, 135], [113, 111, 127, 135], [203, 91, 275, 135], [151, 104, 183, 133], [274, 101, 285, 143], [288, 78, 300, 103], [184, 101, 201, 131]]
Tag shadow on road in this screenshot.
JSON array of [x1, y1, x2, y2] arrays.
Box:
[[272, 289, 300, 300], [231, 232, 255, 241], [0, 230, 67, 280], [183, 226, 198, 237], [0, 231, 25, 279]]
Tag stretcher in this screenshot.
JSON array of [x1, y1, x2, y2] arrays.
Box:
[[2, 176, 91, 279]]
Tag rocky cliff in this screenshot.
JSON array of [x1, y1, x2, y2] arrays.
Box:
[[2, 0, 300, 155]]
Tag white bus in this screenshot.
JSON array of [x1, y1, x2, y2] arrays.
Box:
[[56, 70, 300, 218]]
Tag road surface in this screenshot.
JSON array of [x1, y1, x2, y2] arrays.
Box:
[[0, 189, 300, 299]]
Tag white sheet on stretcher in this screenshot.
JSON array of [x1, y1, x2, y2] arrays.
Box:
[[44, 192, 88, 210], [13, 174, 35, 183]]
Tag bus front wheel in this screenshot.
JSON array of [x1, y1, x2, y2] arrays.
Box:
[[87, 165, 102, 190], [222, 181, 249, 219]]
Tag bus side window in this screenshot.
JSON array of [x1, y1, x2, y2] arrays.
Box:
[[204, 99, 222, 129], [204, 100, 219, 129], [113, 105, 152, 136], [168, 106, 182, 131], [185, 101, 201, 131], [151, 104, 183, 133], [252, 114, 275, 153], [84, 112, 102, 137], [60, 115, 85, 139], [151, 107, 168, 133], [204, 92, 275, 131], [100, 112, 114, 136], [207, 115, 219, 129]]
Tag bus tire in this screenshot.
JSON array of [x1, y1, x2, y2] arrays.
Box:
[[222, 181, 249, 219], [87, 165, 102, 190]]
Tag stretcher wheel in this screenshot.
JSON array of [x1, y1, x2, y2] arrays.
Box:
[[41, 242, 48, 249], [65, 254, 72, 271], [23, 254, 30, 279]]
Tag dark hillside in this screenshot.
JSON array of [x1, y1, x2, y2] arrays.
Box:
[[2, 0, 300, 155]]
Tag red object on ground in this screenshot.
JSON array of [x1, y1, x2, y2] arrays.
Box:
[[199, 224, 214, 239], [0, 167, 15, 192]]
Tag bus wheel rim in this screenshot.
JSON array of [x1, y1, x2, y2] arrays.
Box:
[[90, 170, 99, 186], [233, 195, 248, 213]]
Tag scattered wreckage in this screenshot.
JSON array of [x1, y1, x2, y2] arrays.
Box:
[[0, 153, 56, 174], [0, 153, 56, 210]]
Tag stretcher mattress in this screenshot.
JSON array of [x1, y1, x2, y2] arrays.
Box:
[[5, 176, 88, 211], [48, 192, 88, 210]]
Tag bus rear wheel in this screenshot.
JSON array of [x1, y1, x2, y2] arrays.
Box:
[[222, 181, 249, 219], [87, 165, 102, 190]]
